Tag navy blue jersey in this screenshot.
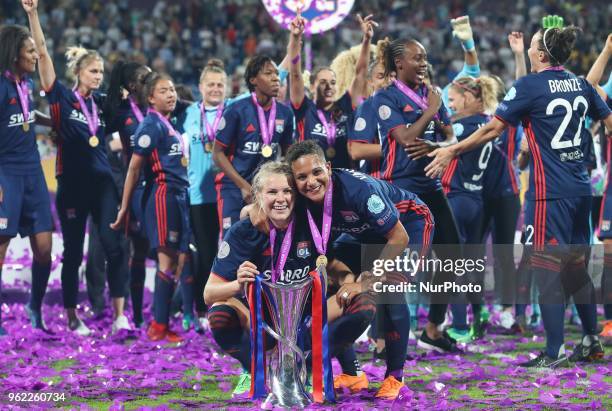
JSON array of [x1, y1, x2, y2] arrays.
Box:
[[442, 114, 492, 198], [215, 98, 294, 188], [482, 126, 521, 199], [46, 80, 111, 178], [350, 97, 381, 177], [0, 74, 38, 175], [294, 92, 353, 169], [106, 99, 141, 163], [211, 215, 316, 286], [373, 82, 451, 194], [132, 112, 188, 189], [306, 169, 424, 243], [495, 69, 611, 200]]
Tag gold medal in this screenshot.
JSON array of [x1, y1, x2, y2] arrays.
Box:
[[261, 144, 273, 158], [89, 135, 99, 147], [23, 123, 30, 132], [316, 255, 328, 267], [204, 142, 213, 152], [181, 157, 189, 167], [326, 146, 336, 159]]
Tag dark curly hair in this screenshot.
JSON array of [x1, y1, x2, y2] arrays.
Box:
[[244, 54, 275, 92], [537, 26, 582, 67]]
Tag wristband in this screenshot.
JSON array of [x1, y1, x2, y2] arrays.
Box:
[[461, 38, 475, 52], [291, 54, 301, 65]]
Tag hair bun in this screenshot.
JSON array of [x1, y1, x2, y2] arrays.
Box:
[[206, 58, 225, 70]]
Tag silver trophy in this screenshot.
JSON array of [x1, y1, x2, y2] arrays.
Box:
[[259, 277, 313, 409]]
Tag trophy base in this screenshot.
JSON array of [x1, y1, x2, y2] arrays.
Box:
[[261, 391, 312, 409]]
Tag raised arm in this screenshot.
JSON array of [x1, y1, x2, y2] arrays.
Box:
[[22, 0, 56, 90], [349, 14, 377, 106], [586, 34, 612, 99], [508, 32, 527, 79], [451, 16, 478, 68], [287, 14, 306, 108]]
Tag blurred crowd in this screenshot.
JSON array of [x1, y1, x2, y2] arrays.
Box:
[[1, 0, 610, 98]]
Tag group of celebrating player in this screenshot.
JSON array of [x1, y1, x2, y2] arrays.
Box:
[[0, 0, 610, 402]]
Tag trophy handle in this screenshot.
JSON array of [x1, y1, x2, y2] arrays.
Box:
[[262, 323, 309, 387]]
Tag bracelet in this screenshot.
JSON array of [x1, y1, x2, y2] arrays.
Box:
[[461, 38, 475, 52], [291, 54, 301, 65]]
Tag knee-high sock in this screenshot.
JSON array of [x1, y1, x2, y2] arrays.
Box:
[[130, 259, 146, 325], [451, 304, 469, 330], [208, 305, 250, 371], [29, 260, 51, 311], [603, 254, 612, 320], [329, 293, 375, 375], [563, 260, 597, 336], [153, 270, 176, 325], [383, 303, 410, 380], [180, 260, 194, 317], [532, 254, 565, 358]]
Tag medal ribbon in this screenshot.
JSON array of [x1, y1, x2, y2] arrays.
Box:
[[73, 89, 99, 138], [247, 278, 267, 399], [309, 268, 335, 403], [5, 71, 31, 129], [306, 177, 333, 256], [128, 96, 144, 123], [393, 79, 440, 121], [200, 102, 224, 144], [316, 109, 336, 147], [251, 92, 277, 148], [148, 108, 187, 159], [269, 219, 295, 282]]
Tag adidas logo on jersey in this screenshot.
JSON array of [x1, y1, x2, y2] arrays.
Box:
[[125, 117, 134, 126], [403, 104, 414, 112], [9, 97, 17, 105], [246, 123, 256, 132]]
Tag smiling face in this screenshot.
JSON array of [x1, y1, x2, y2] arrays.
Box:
[[527, 31, 547, 73], [148, 78, 177, 115], [16, 37, 38, 75], [312, 68, 337, 108], [78, 58, 104, 92], [291, 154, 332, 204], [200, 71, 227, 107], [395, 41, 428, 87], [250, 61, 280, 98], [258, 173, 295, 228]]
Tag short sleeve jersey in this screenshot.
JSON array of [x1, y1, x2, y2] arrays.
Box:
[[495, 69, 611, 200], [215, 97, 294, 188], [0, 74, 39, 175], [350, 97, 381, 177], [482, 126, 522, 199], [442, 114, 491, 198], [306, 169, 422, 243], [374, 82, 451, 194], [211, 215, 316, 286], [46, 80, 111, 178], [106, 99, 142, 163], [293, 92, 354, 169], [132, 113, 188, 189]]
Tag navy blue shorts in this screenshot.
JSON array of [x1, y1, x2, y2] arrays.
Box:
[[216, 185, 244, 240], [447, 193, 483, 244], [0, 170, 53, 237], [128, 182, 147, 239], [524, 196, 592, 248], [144, 184, 191, 253]]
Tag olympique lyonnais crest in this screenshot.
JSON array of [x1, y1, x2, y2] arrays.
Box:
[[262, 0, 355, 34], [296, 241, 311, 258]]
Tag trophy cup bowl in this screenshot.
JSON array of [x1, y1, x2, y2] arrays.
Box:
[[259, 277, 313, 409]]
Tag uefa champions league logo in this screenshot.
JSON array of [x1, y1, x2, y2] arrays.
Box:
[[262, 0, 355, 34]]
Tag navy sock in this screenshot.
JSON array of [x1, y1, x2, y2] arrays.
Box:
[[532, 253, 565, 358], [153, 270, 175, 325], [130, 259, 146, 325], [29, 260, 51, 311], [208, 305, 250, 370], [603, 254, 612, 320], [180, 259, 194, 317], [383, 303, 410, 380], [563, 261, 597, 335], [451, 304, 468, 330]]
